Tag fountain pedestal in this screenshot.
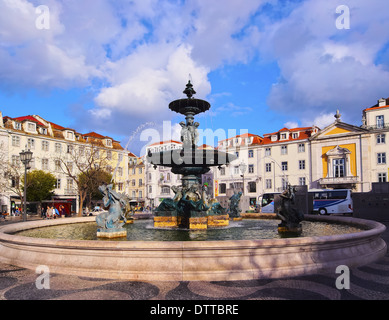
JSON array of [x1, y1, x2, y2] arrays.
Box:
[[97, 228, 127, 239]]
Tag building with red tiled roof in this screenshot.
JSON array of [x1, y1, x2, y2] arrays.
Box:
[[0, 113, 130, 215]]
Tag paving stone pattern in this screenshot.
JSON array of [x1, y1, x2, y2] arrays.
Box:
[[1, 220, 389, 300]]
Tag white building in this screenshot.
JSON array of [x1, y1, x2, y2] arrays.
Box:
[[144, 140, 183, 208], [0, 113, 128, 214]]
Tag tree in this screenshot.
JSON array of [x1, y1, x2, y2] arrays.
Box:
[[24, 170, 56, 204], [79, 168, 112, 210], [53, 141, 113, 216]]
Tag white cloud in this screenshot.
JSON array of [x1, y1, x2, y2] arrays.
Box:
[[262, 0, 389, 125], [284, 121, 299, 129], [302, 113, 335, 129], [93, 43, 211, 119]]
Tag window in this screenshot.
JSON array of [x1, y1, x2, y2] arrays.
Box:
[[235, 151, 239, 158], [280, 133, 287, 140], [220, 183, 226, 194], [378, 153, 386, 164], [67, 178, 73, 189], [265, 163, 272, 172], [132, 179, 136, 186], [378, 173, 387, 182], [42, 141, 49, 151], [139, 168, 142, 174], [67, 162, 74, 173], [42, 159, 49, 170], [118, 153, 123, 162], [220, 167, 225, 175], [299, 160, 305, 170], [55, 179, 61, 189], [376, 115, 385, 128], [299, 177, 306, 186], [11, 177, 19, 188], [248, 182, 256, 193], [149, 185, 152, 193], [282, 178, 288, 190], [161, 186, 170, 195], [265, 148, 271, 156], [132, 191, 136, 198], [298, 143, 305, 153], [55, 160, 61, 171], [333, 159, 345, 177], [139, 179, 143, 186], [248, 164, 254, 174], [14, 122, 21, 130], [282, 161, 288, 171], [27, 138, 35, 149], [234, 166, 239, 175], [12, 136, 20, 147], [11, 155, 20, 167], [67, 145, 73, 154], [281, 145, 287, 155], [292, 133, 299, 139], [27, 122, 36, 132], [107, 151, 112, 160], [248, 150, 254, 158], [66, 131, 74, 140], [118, 167, 123, 177], [377, 134, 386, 144], [106, 139, 112, 147], [139, 190, 142, 198], [117, 183, 123, 191], [55, 143, 62, 153], [265, 179, 272, 189]]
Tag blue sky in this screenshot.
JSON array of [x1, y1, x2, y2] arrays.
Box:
[[1, 0, 389, 155]]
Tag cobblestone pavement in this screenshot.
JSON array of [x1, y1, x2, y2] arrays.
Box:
[[1, 218, 389, 301]]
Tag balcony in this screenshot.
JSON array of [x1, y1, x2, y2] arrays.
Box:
[[319, 176, 359, 186], [64, 188, 77, 196], [362, 123, 389, 130]]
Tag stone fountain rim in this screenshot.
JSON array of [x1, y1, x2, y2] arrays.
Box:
[[0, 215, 385, 249], [0, 215, 386, 281]]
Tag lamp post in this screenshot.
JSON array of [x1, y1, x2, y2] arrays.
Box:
[[239, 161, 247, 195], [19, 148, 33, 222]]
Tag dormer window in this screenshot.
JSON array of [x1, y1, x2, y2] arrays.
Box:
[[41, 128, 47, 135], [14, 122, 21, 130], [271, 135, 277, 142], [66, 130, 74, 140], [106, 139, 112, 147], [27, 122, 36, 132], [292, 132, 299, 139], [280, 133, 287, 140]]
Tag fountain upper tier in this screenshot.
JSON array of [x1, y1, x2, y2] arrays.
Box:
[[147, 148, 237, 171], [147, 80, 237, 169], [169, 80, 210, 116]]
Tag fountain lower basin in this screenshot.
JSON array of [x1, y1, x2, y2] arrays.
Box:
[[0, 216, 386, 281]]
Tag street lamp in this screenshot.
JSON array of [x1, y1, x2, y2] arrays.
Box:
[[239, 161, 247, 195], [19, 148, 33, 222]]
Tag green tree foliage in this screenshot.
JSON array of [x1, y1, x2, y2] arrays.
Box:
[[24, 170, 56, 203]]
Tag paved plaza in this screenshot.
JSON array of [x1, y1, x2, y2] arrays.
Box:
[[1, 217, 389, 301]]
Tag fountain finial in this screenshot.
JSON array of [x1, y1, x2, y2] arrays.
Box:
[[183, 80, 196, 99]]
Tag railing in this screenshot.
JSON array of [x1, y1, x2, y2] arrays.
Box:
[[64, 188, 77, 196], [362, 123, 389, 130]]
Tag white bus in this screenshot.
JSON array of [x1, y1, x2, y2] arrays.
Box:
[[309, 189, 353, 215], [260, 192, 280, 213]]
